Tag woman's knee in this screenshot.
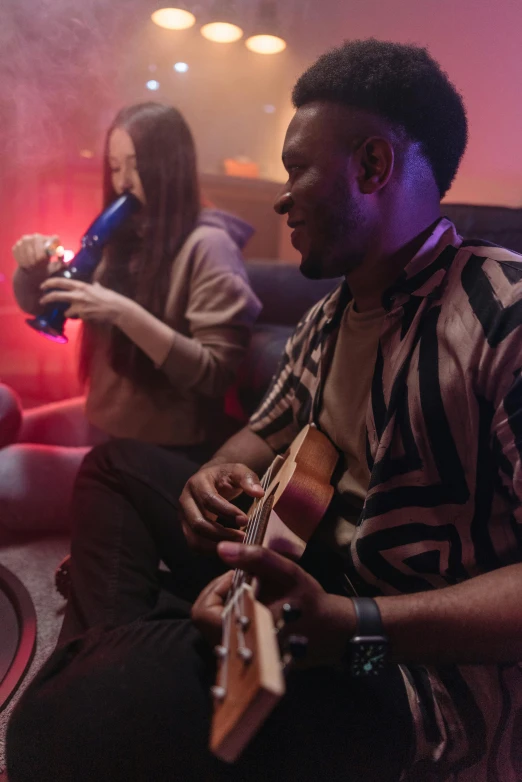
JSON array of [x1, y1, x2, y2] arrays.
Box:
[[80, 438, 166, 478], [80, 438, 202, 499], [0, 384, 22, 448]]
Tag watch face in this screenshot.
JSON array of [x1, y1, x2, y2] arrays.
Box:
[[350, 639, 388, 676]]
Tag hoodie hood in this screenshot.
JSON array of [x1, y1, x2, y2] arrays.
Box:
[[198, 208, 255, 250]]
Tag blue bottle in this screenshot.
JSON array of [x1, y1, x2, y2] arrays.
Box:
[[26, 192, 140, 343]]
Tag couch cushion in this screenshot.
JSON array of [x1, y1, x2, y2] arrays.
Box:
[[245, 260, 341, 326], [236, 324, 293, 416], [443, 204, 522, 255]]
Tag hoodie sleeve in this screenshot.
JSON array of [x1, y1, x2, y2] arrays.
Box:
[[159, 227, 262, 397], [12, 260, 62, 315]]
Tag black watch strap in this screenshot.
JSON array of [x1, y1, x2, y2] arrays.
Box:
[[351, 597, 384, 636]]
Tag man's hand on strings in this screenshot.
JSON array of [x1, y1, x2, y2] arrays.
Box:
[[179, 463, 265, 554]]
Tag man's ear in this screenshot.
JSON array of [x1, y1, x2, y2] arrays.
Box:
[[355, 137, 394, 194]]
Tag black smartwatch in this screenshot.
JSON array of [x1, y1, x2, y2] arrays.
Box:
[[347, 597, 389, 677]]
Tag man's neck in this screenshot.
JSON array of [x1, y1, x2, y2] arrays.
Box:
[[346, 217, 440, 312]]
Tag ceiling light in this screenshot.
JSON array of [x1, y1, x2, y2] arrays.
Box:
[[201, 22, 242, 42], [245, 1, 286, 55], [200, 0, 243, 43], [151, 7, 196, 30], [173, 61, 189, 72], [246, 34, 286, 54], [146, 79, 160, 91]]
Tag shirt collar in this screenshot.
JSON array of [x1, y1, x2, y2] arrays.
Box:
[[381, 217, 462, 311], [321, 217, 462, 325]]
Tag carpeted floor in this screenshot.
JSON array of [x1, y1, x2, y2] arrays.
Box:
[[0, 530, 69, 774]]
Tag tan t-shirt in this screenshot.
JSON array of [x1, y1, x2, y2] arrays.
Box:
[[318, 300, 385, 549]]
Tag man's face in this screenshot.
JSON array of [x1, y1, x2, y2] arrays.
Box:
[[276, 102, 370, 279]]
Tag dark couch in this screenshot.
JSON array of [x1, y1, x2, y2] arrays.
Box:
[[231, 261, 339, 421]]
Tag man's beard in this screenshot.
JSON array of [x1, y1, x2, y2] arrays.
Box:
[[300, 188, 365, 280]]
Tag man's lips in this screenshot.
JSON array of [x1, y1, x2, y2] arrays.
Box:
[[288, 220, 305, 249]]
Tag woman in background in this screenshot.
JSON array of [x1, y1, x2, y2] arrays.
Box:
[[0, 102, 260, 531]]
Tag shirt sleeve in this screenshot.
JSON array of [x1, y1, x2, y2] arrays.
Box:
[[12, 261, 62, 315], [479, 280, 522, 548], [160, 228, 262, 398], [247, 288, 332, 453]]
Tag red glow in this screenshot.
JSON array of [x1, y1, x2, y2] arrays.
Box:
[[1, 162, 100, 407]]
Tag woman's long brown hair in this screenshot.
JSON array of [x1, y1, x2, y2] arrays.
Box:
[[79, 102, 200, 390]]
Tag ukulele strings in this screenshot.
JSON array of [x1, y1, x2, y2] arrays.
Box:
[[229, 461, 276, 597]]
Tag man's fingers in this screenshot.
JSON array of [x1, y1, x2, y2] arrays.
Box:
[[227, 465, 264, 498], [196, 570, 234, 607], [191, 517, 245, 543], [217, 543, 299, 588], [180, 519, 218, 554], [180, 493, 245, 543], [184, 480, 247, 522]]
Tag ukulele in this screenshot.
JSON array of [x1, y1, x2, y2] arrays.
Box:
[[210, 424, 339, 763]]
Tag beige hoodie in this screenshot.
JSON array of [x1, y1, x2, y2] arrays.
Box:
[[13, 213, 261, 446]]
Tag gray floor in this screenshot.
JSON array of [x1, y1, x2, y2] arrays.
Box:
[[0, 530, 69, 774]]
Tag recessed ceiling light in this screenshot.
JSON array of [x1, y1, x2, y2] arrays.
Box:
[[173, 62, 189, 72], [246, 34, 286, 54], [200, 21, 243, 43], [151, 8, 196, 30], [146, 80, 160, 91]]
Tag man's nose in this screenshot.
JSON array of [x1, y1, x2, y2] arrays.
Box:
[[274, 190, 294, 215]]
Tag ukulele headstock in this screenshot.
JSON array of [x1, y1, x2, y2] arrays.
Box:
[[210, 584, 284, 763]]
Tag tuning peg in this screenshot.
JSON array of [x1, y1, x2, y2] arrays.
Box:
[[211, 685, 226, 701], [282, 603, 302, 624], [237, 646, 253, 663], [288, 634, 308, 661]]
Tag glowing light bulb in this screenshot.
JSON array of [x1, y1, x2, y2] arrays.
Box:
[[146, 79, 160, 91], [151, 8, 196, 30], [173, 62, 189, 72], [245, 34, 286, 54], [200, 21, 243, 43], [63, 249, 75, 264]]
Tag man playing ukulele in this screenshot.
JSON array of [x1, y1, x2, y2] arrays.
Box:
[[7, 40, 522, 782]]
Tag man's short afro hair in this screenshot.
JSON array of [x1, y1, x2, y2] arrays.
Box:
[[292, 39, 468, 198]]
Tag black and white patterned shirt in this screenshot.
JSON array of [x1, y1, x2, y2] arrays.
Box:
[[249, 218, 522, 781]]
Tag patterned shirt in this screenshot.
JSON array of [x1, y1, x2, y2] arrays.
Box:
[[249, 218, 522, 781]]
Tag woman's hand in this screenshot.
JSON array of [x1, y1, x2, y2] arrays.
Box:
[[12, 234, 60, 272], [40, 278, 130, 325]]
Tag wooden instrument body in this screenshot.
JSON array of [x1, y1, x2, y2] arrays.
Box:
[[210, 425, 339, 762]]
